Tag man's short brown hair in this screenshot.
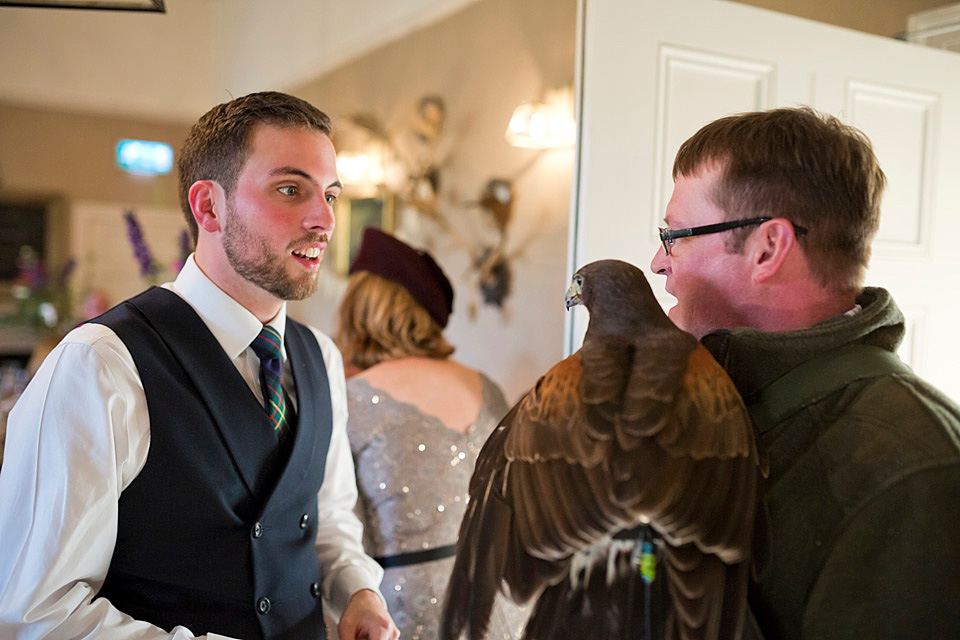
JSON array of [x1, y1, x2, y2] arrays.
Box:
[[674, 106, 886, 293], [177, 91, 333, 242]]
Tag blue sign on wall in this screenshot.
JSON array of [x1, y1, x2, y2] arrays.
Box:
[[116, 139, 173, 175]]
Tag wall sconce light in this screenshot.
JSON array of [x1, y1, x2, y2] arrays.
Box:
[[334, 95, 553, 311], [505, 86, 576, 149], [336, 150, 385, 195], [334, 119, 402, 199]]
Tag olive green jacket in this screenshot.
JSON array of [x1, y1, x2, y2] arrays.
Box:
[[702, 287, 960, 640]]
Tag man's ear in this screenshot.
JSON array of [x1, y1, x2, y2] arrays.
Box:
[[188, 180, 225, 234], [750, 218, 799, 283]]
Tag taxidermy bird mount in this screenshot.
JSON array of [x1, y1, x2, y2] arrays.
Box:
[[441, 259, 769, 640], [337, 97, 541, 312]]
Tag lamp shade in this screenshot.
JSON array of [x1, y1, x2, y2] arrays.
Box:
[[504, 89, 575, 149]]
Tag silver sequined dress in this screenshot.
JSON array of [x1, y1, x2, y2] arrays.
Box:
[[347, 373, 528, 640]]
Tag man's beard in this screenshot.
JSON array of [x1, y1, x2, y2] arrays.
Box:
[[221, 203, 323, 301]]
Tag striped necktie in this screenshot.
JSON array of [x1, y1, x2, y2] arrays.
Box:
[[250, 325, 288, 442]]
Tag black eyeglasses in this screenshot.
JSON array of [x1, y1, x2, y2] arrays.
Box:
[[658, 217, 807, 256]]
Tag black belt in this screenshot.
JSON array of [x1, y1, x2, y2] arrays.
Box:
[[373, 543, 459, 568]]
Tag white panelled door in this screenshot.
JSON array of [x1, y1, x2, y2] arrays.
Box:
[[569, 0, 960, 401]]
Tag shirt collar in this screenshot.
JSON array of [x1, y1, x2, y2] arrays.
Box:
[[165, 254, 288, 360]]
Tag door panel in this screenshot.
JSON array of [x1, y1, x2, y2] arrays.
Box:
[[570, 0, 960, 401]]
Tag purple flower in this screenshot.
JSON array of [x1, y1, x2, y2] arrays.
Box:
[[55, 257, 76, 289], [123, 210, 159, 280], [15, 246, 46, 293]]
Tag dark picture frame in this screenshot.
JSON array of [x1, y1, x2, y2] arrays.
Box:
[[335, 195, 396, 276], [0, 0, 164, 11]]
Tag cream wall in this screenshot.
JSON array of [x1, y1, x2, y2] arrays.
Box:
[[0, 103, 190, 322], [0, 1, 219, 122], [288, 0, 577, 402], [0, 103, 187, 206], [0, 0, 480, 122], [0, 0, 576, 402]]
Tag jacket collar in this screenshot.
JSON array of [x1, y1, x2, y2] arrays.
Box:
[[701, 287, 905, 399]]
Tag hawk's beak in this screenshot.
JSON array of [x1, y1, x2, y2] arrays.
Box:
[[565, 279, 582, 310]]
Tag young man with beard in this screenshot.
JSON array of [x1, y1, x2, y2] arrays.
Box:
[[0, 92, 398, 640], [650, 106, 960, 639]]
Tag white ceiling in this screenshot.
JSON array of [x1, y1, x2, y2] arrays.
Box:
[[0, 0, 478, 122]]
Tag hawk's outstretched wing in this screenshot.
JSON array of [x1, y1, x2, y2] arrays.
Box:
[[441, 260, 767, 640]]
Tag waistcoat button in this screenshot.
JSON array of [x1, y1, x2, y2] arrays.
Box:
[[310, 582, 321, 598], [252, 522, 263, 538], [300, 514, 310, 529], [257, 596, 271, 614]]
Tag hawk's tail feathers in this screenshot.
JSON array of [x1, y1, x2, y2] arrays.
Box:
[[441, 473, 512, 640]]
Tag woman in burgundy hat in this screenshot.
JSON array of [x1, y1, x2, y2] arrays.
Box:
[[335, 227, 527, 640]]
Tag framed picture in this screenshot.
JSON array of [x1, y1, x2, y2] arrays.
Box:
[[334, 194, 396, 275], [0, 1, 165, 11]]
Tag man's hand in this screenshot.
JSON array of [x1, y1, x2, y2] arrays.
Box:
[[337, 588, 399, 640]]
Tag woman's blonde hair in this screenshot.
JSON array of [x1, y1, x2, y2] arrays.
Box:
[[336, 271, 455, 371]]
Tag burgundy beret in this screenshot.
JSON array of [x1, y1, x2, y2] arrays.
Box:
[[349, 227, 455, 328]]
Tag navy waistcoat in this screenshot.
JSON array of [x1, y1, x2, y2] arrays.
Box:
[[93, 287, 332, 640]]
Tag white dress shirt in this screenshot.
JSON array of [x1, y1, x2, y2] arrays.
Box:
[[0, 255, 383, 639]]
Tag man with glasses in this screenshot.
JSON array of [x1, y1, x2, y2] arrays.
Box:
[[651, 106, 960, 639]]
